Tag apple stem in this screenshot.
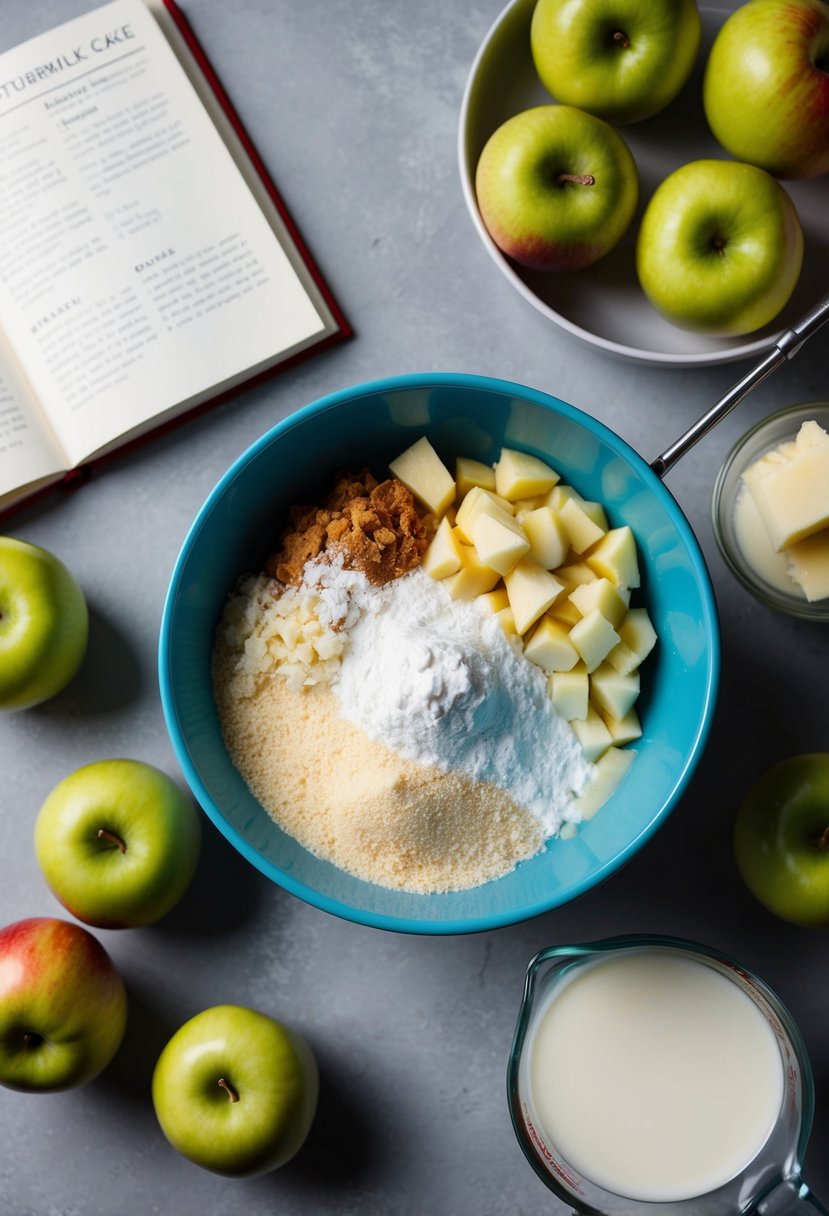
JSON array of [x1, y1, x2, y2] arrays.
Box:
[[612, 30, 630, 49], [21, 1032, 41, 1049], [97, 827, 127, 854], [556, 173, 595, 188], [218, 1077, 240, 1103]]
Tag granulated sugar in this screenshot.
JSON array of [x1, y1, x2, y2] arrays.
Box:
[[212, 656, 545, 893]]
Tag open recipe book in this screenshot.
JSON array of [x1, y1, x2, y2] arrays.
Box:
[[0, 0, 347, 512]]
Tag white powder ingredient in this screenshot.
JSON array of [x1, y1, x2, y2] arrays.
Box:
[[317, 563, 593, 835]]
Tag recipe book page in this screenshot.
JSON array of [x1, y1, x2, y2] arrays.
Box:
[[0, 341, 66, 508], [0, 0, 329, 472]]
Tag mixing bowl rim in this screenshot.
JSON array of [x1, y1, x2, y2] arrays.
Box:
[[158, 370, 721, 935]]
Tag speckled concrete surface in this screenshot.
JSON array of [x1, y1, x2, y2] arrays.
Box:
[[1, 2, 828, 1214]]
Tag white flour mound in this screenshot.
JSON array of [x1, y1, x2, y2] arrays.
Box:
[[320, 564, 593, 835]]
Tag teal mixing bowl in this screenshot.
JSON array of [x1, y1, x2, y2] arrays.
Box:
[[159, 373, 719, 934]]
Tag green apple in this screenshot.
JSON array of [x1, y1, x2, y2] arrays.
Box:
[[34, 759, 202, 929], [152, 1004, 318, 1176], [704, 0, 829, 180], [531, 0, 702, 125], [636, 159, 804, 336], [734, 754, 829, 927], [0, 536, 88, 711], [0, 917, 127, 1092], [475, 105, 639, 272]]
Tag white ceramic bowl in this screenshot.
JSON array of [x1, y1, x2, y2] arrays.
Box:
[[458, 1, 829, 367]]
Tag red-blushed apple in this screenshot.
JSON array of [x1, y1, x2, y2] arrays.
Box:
[[531, 0, 702, 125], [0, 537, 88, 711], [152, 1004, 318, 1176], [636, 159, 803, 335], [34, 759, 202, 929], [704, 0, 829, 180], [0, 917, 127, 1092], [475, 105, 639, 272], [734, 754, 829, 926]]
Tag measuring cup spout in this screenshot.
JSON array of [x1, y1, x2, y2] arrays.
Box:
[[751, 1178, 828, 1215]]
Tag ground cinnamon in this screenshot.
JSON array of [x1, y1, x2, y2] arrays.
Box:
[[266, 470, 429, 586]]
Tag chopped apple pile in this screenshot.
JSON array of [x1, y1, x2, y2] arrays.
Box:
[[391, 437, 659, 823]]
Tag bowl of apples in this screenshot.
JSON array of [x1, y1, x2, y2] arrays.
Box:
[[459, 0, 829, 366], [159, 372, 719, 934]]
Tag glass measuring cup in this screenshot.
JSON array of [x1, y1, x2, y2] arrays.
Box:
[[508, 935, 827, 1216]]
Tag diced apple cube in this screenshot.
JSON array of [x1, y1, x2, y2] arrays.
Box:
[[495, 448, 560, 501], [543, 483, 582, 511], [590, 662, 640, 720], [389, 436, 455, 516], [504, 557, 565, 635], [580, 501, 609, 530], [605, 640, 639, 677], [549, 662, 589, 721], [422, 516, 463, 580], [559, 497, 606, 554], [569, 608, 620, 673], [568, 578, 629, 628], [614, 608, 657, 669], [484, 488, 515, 513], [445, 544, 501, 600], [570, 705, 613, 762], [523, 617, 580, 673], [586, 526, 640, 588], [454, 485, 514, 542], [471, 512, 530, 576], [549, 597, 582, 627], [600, 705, 642, 746], [513, 495, 544, 514], [522, 506, 569, 570], [455, 455, 495, 497], [573, 747, 636, 819], [479, 587, 509, 614], [556, 561, 598, 590]]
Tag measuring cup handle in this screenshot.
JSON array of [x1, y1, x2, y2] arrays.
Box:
[[752, 1179, 829, 1215]]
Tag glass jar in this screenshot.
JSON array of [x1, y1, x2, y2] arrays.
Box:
[[711, 402, 829, 623]]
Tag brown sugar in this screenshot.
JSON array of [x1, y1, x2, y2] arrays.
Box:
[[266, 470, 429, 586]]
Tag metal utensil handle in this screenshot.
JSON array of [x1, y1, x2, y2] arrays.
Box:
[[650, 294, 829, 480]]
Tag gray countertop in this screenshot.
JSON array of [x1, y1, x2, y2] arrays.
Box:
[[1, 1, 828, 1213]]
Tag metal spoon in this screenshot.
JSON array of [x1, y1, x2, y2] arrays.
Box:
[[651, 295, 829, 479]]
